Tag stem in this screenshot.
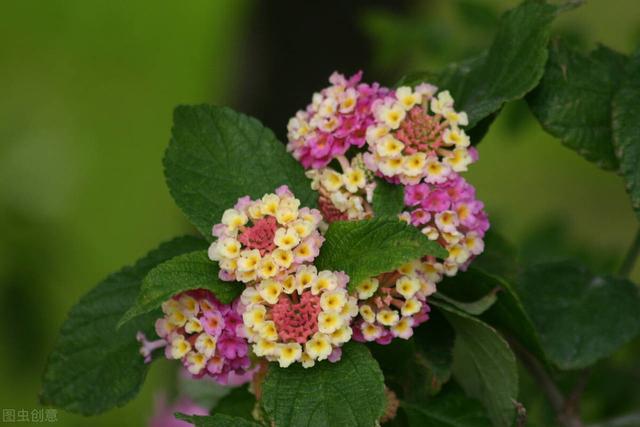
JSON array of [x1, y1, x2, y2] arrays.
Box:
[[587, 412, 640, 427], [510, 339, 585, 427], [510, 340, 565, 414], [619, 228, 640, 278]]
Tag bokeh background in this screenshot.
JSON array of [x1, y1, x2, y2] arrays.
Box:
[[1, 0, 639, 426]]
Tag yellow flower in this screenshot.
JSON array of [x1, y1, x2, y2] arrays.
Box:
[[304, 333, 332, 361], [318, 312, 343, 334], [221, 208, 248, 231], [277, 343, 302, 368], [356, 278, 379, 300], [274, 228, 300, 250], [258, 279, 282, 305], [396, 86, 422, 110], [376, 309, 400, 326]]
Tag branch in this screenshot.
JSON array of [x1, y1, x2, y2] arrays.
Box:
[[587, 412, 640, 427], [509, 339, 564, 413], [509, 339, 586, 427], [619, 227, 640, 278]]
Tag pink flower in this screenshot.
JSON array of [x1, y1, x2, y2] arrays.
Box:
[[401, 173, 489, 280], [137, 289, 254, 385], [287, 71, 388, 169]]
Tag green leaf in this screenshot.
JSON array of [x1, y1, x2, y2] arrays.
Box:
[[432, 289, 498, 316], [371, 309, 454, 400], [402, 389, 492, 427], [315, 217, 448, 291], [527, 40, 628, 170], [119, 250, 241, 327], [438, 267, 548, 367], [400, 0, 560, 129], [175, 413, 261, 427], [434, 301, 518, 427], [164, 105, 316, 239], [261, 342, 386, 427], [372, 177, 405, 217], [612, 48, 640, 218], [212, 386, 256, 421], [516, 260, 640, 370], [40, 236, 207, 415]]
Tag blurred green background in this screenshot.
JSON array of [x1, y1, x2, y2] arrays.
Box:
[[0, 1, 638, 426]]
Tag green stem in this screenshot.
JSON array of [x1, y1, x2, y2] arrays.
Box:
[[618, 228, 640, 278]]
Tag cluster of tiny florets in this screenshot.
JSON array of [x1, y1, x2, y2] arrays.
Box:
[[287, 71, 389, 169], [364, 86, 475, 185], [306, 153, 375, 222], [208, 185, 324, 283], [137, 289, 251, 384], [401, 173, 489, 282], [352, 261, 434, 344], [286, 71, 490, 348], [240, 265, 357, 368]]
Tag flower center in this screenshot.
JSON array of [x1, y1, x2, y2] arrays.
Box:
[[271, 292, 322, 344], [395, 106, 445, 155], [238, 216, 277, 255]]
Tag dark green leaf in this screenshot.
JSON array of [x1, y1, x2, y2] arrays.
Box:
[[527, 40, 628, 170], [119, 250, 242, 326], [612, 48, 640, 218], [372, 178, 405, 217], [516, 260, 640, 370], [315, 217, 448, 291], [438, 267, 548, 366], [175, 413, 261, 427], [164, 105, 316, 239], [432, 289, 498, 316], [211, 386, 256, 421], [370, 310, 454, 400], [261, 342, 386, 427], [402, 389, 492, 427], [40, 236, 207, 415], [400, 0, 559, 128], [434, 301, 518, 427]]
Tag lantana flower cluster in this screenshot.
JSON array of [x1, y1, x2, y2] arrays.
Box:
[[287, 71, 388, 169], [137, 289, 251, 384], [207, 186, 324, 283], [364, 86, 475, 185], [352, 262, 434, 344], [286, 71, 490, 346], [401, 173, 489, 282], [306, 153, 374, 222], [211, 186, 357, 368], [241, 265, 357, 368]]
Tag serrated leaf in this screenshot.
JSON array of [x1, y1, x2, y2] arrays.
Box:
[[119, 250, 242, 327], [261, 342, 386, 427], [40, 236, 207, 415], [402, 389, 492, 427], [315, 217, 448, 291], [527, 40, 628, 170], [399, 0, 559, 129], [372, 178, 405, 217], [612, 48, 640, 218], [516, 260, 640, 370], [175, 413, 261, 427], [164, 105, 316, 239], [434, 301, 518, 427]]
